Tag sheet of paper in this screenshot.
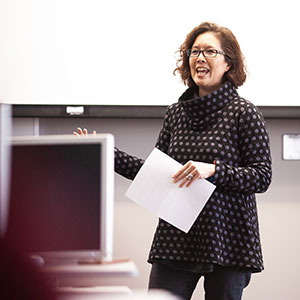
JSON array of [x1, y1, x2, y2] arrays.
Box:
[[125, 148, 216, 233]]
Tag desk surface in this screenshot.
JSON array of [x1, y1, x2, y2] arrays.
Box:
[[55, 288, 180, 300], [42, 260, 138, 278], [55, 286, 132, 299]]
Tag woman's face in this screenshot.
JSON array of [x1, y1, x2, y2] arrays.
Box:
[[189, 32, 230, 97]]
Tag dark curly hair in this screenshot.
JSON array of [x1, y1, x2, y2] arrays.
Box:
[[174, 22, 247, 89]]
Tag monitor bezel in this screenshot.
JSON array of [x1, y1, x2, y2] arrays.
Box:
[[0, 103, 12, 238], [9, 134, 114, 263]]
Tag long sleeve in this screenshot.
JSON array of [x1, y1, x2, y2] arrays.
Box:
[[154, 105, 172, 153], [214, 103, 272, 194], [114, 147, 144, 180]]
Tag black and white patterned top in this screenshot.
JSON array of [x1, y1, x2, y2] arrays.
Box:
[[115, 81, 272, 272]]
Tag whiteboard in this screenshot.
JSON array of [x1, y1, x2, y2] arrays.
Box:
[[0, 0, 298, 106]]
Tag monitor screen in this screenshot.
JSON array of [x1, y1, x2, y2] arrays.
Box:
[[5, 134, 114, 263]]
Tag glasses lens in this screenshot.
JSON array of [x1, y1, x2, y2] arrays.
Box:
[[204, 49, 217, 57], [188, 49, 199, 57], [188, 49, 219, 58]]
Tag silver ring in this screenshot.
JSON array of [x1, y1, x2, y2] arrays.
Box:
[[186, 173, 194, 181]]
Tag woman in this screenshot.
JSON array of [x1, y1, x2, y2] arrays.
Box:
[[75, 22, 272, 300]]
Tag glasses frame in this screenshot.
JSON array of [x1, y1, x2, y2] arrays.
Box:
[[187, 48, 226, 59]]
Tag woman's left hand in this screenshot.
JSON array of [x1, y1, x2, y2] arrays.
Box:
[[172, 161, 215, 188]]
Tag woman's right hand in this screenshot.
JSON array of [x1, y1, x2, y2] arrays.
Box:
[[73, 127, 97, 137]]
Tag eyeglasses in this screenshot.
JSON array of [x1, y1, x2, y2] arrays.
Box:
[[187, 48, 226, 58]]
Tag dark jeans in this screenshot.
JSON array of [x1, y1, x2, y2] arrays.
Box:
[[148, 263, 251, 300]]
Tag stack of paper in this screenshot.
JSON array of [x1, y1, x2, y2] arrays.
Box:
[[125, 148, 216, 233]]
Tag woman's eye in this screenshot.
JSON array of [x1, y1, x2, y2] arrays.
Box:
[[191, 50, 199, 55], [206, 49, 216, 55]]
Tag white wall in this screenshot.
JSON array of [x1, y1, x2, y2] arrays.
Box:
[[12, 117, 300, 300], [1, 0, 300, 106]]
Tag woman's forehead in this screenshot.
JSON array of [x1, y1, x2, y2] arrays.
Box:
[[192, 32, 221, 48]]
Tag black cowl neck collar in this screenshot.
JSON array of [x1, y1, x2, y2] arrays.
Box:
[[179, 81, 239, 130]]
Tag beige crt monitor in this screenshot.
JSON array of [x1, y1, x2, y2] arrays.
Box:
[[5, 134, 114, 264]]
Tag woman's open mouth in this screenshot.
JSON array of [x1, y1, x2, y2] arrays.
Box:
[[196, 67, 209, 76]]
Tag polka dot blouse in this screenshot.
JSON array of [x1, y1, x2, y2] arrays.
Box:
[[115, 81, 272, 272]]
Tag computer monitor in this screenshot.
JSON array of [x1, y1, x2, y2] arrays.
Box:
[[5, 134, 114, 263], [0, 103, 12, 238]]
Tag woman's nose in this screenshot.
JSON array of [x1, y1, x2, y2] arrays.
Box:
[[197, 51, 206, 62]]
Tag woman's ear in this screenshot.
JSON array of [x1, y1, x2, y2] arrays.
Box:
[[225, 62, 231, 72]]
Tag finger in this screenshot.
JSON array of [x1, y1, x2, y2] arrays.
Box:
[[185, 176, 196, 187], [172, 162, 192, 179], [173, 169, 189, 183], [83, 128, 88, 135], [179, 177, 190, 188], [92, 130, 97, 135], [73, 132, 80, 137], [181, 171, 197, 188], [173, 166, 196, 184], [77, 127, 83, 135]]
